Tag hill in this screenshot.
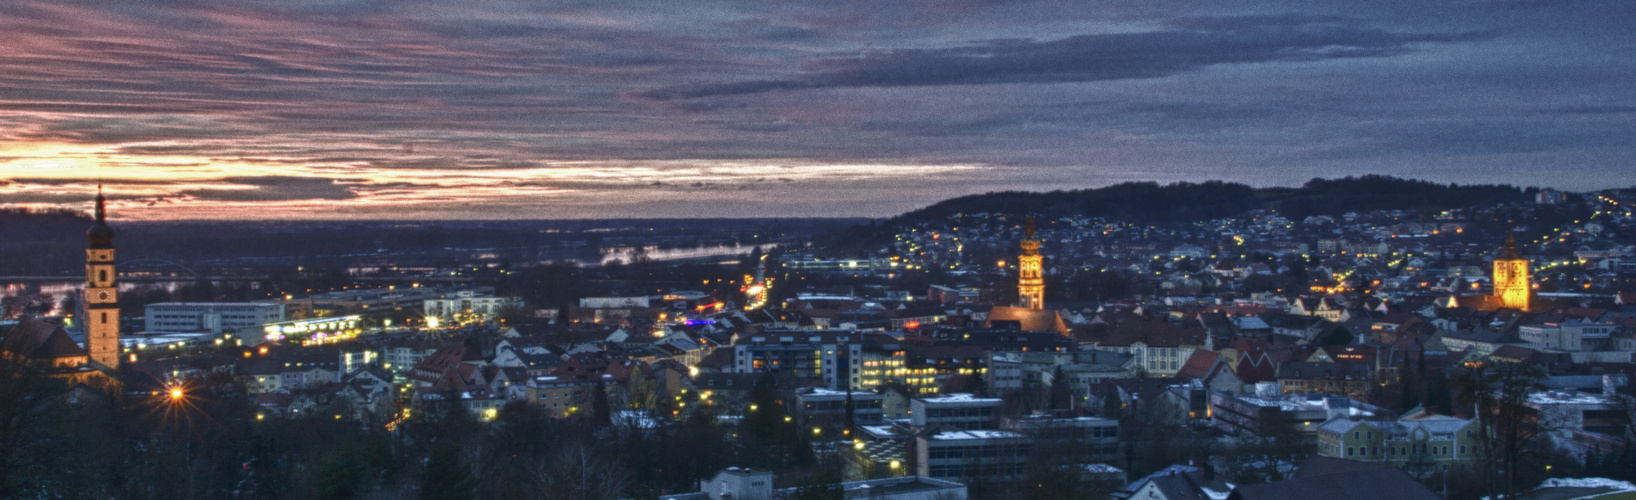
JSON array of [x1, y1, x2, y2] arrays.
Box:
[[892, 175, 1533, 224]]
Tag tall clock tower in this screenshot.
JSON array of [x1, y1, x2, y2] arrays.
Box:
[[84, 187, 120, 368], [1493, 232, 1530, 311], [1017, 218, 1045, 310]]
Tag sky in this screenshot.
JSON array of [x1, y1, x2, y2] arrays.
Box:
[[0, 0, 1633, 220]]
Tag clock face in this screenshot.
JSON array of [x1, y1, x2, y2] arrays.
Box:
[[94, 290, 110, 302]]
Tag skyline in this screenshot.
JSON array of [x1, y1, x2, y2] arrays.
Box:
[[2, 0, 1634, 220]]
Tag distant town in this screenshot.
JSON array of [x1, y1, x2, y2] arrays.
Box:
[[6, 178, 1636, 500]]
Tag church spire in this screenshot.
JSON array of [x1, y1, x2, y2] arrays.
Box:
[[95, 184, 105, 223], [87, 185, 115, 249], [1497, 230, 1523, 261]]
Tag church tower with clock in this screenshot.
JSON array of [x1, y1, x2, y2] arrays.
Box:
[[84, 187, 121, 368], [1017, 218, 1045, 310], [1493, 232, 1530, 311]]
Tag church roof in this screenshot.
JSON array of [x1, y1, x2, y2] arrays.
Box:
[[985, 306, 1068, 335], [1, 318, 89, 360]]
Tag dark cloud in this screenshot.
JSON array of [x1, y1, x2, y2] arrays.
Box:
[[177, 176, 358, 202], [0, 0, 1634, 217], [637, 16, 1482, 99]]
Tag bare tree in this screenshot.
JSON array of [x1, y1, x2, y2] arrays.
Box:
[[535, 441, 630, 500], [1453, 361, 1548, 499]]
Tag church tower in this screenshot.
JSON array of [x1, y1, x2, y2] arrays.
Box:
[[1492, 232, 1530, 311], [1017, 218, 1044, 310], [84, 187, 121, 368]]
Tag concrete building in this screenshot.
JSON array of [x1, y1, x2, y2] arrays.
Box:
[[660, 467, 967, 500], [796, 387, 884, 429], [276, 285, 494, 319], [1525, 390, 1630, 437], [732, 331, 863, 389], [144, 302, 285, 334], [1210, 391, 1388, 439], [910, 393, 1002, 430], [915, 429, 1031, 482]]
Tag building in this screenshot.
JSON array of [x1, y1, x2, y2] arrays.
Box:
[[1018, 218, 1044, 310], [1008, 414, 1121, 463], [1210, 391, 1388, 439], [276, 285, 495, 319], [915, 429, 1031, 482], [422, 290, 519, 325], [1493, 233, 1531, 311], [660, 467, 968, 500], [524, 374, 618, 417], [1227, 457, 1441, 500], [83, 187, 121, 368], [981, 218, 1071, 336], [1315, 411, 1482, 474], [1525, 390, 1629, 437], [255, 315, 364, 346], [731, 331, 863, 389], [0, 318, 93, 378], [795, 386, 885, 429], [1452, 234, 1532, 311], [910, 393, 1002, 430], [144, 302, 285, 334]]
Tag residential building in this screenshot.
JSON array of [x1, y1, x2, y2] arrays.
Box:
[[731, 331, 863, 389], [1315, 411, 1482, 474]]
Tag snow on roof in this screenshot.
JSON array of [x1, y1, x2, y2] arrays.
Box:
[[1529, 390, 1617, 406], [1081, 463, 1125, 473], [929, 430, 1026, 441], [918, 393, 1002, 404]]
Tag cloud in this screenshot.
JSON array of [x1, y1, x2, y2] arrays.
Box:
[[178, 176, 359, 202], [636, 16, 1481, 99]]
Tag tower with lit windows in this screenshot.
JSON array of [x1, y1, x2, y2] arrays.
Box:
[[1492, 232, 1530, 311], [1018, 218, 1044, 310], [84, 187, 121, 368]]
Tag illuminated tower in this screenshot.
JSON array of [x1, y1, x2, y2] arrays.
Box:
[[84, 187, 121, 368], [1492, 232, 1530, 311], [1018, 218, 1044, 310]]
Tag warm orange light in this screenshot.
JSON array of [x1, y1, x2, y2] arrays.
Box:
[[170, 388, 184, 400]]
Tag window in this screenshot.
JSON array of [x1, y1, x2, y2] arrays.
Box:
[[1347, 447, 1354, 457]]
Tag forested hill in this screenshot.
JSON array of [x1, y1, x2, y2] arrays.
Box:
[[893, 176, 1534, 224]]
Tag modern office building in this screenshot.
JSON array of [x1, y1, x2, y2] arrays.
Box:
[[144, 302, 285, 334]]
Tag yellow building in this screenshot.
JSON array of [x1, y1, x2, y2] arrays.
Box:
[[84, 187, 122, 368], [1450, 233, 1532, 312], [1493, 232, 1530, 311], [1017, 218, 1044, 310]]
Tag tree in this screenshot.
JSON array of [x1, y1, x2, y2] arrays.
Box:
[[421, 441, 476, 500], [591, 383, 613, 427], [1319, 326, 1355, 346], [0, 357, 71, 498], [1454, 361, 1548, 499], [535, 442, 630, 500]]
